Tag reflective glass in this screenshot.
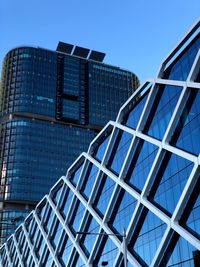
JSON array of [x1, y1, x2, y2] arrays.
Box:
[[59, 187, 73, 219], [94, 236, 118, 267], [79, 215, 100, 257], [107, 130, 133, 175], [170, 89, 200, 155], [109, 188, 137, 235], [149, 152, 193, 215], [163, 34, 200, 81], [125, 139, 158, 192], [124, 91, 149, 129], [93, 133, 111, 162], [80, 163, 99, 200], [143, 85, 182, 140], [69, 200, 85, 233], [131, 208, 166, 266], [93, 175, 115, 217], [160, 233, 199, 266]]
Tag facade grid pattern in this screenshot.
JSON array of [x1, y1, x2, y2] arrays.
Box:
[[0, 20, 200, 266]]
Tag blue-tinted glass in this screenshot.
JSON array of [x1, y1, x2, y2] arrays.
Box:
[[50, 218, 63, 248], [143, 85, 182, 140], [108, 130, 133, 175], [109, 189, 137, 235], [94, 134, 111, 162], [161, 234, 199, 266], [94, 175, 115, 217], [63, 99, 79, 120], [126, 139, 158, 192], [132, 209, 166, 266], [181, 180, 200, 239], [163, 35, 200, 81], [186, 194, 200, 238], [51, 182, 63, 205], [124, 92, 149, 129], [80, 163, 98, 200], [95, 236, 118, 267], [71, 164, 83, 186], [170, 89, 200, 155], [57, 233, 72, 267], [70, 200, 85, 233], [80, 216, 100, 257], [149, 152, 193, 215], [59, 187, 73, 219]]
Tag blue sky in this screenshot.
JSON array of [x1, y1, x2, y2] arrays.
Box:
[[0, 0, 199, 83]]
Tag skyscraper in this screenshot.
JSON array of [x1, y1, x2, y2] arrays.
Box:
[[1, 20, 199, 267], [0, 43, 139, 244]]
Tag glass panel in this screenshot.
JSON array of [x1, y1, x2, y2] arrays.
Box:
[[69, 200, 85, 233], [59, 187, 73, 219], [79, 215, 100, 257], [51, 182, 63, 205], [49, 218, 63, 249], [109, 188, 137, 235], [170, 88, 200, 155], [124, 92, 149, 129], [80, 163, 99, 200], [131, 208, 166, 266], [94, 236, 118, 267], [180, 177, 200, 239], [149, 152, 193, 215], [160, 233, 199, 266], [70, 163, 83, 186], [93, 175, 115, 218], [93, 133, 111, 162], [63, 99, 79, 120], [57, 233, 72, 267], [107, 130, 133, 175], [125, 138, 158, 192], [143, 85, 182, 140], [162, 34, 200, 81]]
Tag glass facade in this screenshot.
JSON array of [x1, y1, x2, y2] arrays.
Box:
[[0, 45, 139, 244], [0, 21, 200, 267]]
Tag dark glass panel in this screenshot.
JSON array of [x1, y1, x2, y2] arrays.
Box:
[[149, 152, 193, 215], [123, 91, 149, 129], [108, 188, 137, 235], [143, 85, 182, 140], [160, 233, 199, 266], [170, 88, 200, 155], [93, 175, 115, 218], [107, 130, 133, 175], [130, 208, 166, 266], [125, 139, 158, 192], [163, 34, 200, 81]]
